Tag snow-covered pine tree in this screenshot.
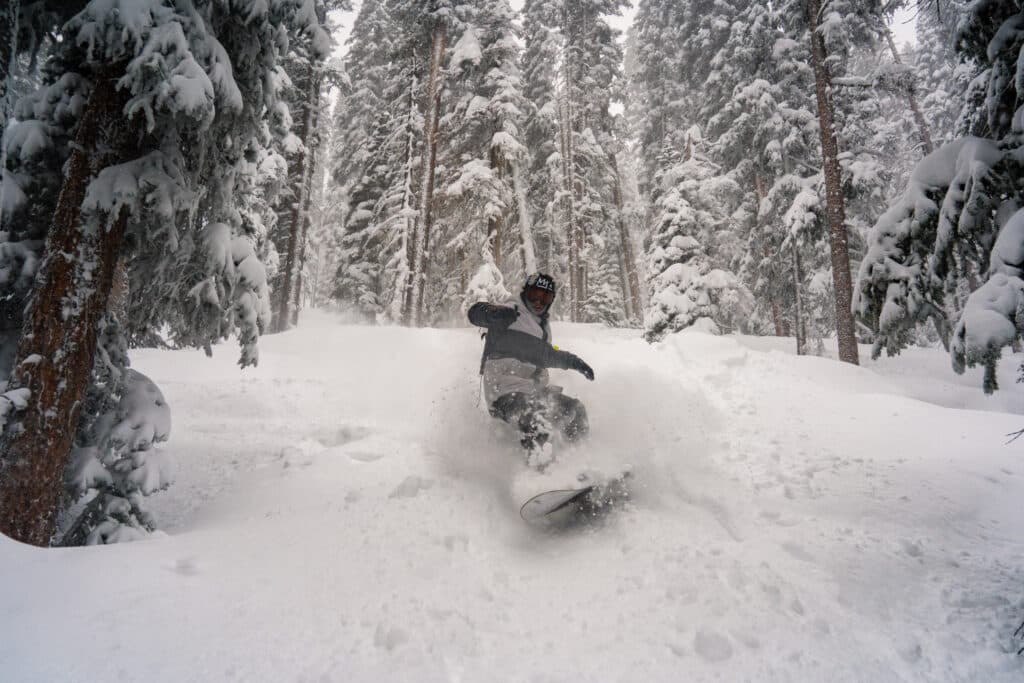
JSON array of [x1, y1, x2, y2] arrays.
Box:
[[937, 2, 1024, 393], [644, 129, 749, 341], [0, 0, 329, 546], [330, 2, 397, 320], [772, 0, 895, 365], [270, 1, 344, 333], [520, 0, 563, 273], [301, 63, 344, 312], [558, 0, 628, 322], [913, 0, 972, 145], [631, 1, 764, 339], [395, 0, 455, 327], [703, 1, 809, 339], [0, 2, 89, 369], [431, 0, 527, 324], [854, 1, 1024, 392]]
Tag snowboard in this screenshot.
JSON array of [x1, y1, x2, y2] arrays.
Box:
[[519, 470, 632, 524]]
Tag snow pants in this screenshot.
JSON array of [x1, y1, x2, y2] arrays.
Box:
[[489, 387, 589, 456]]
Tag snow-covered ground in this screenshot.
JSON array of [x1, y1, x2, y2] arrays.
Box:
[[2, 310, 1023, 681]]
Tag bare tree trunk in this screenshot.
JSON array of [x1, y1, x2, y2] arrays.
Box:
[[274, 62, 319, 333], [755, 173, 786, 336], [884, 28, 934, 155], [488, 145, 504, 272], [806, 0, 860, 365], [290, 69, 325, 329], [510, 160, 537, 273], [392, 73, 418, 321], [557, 80, 578, 321], [0, 66, 136, 546], [405, 24, 446, 327], [792, 241, 805, 355], [610, 153, 642, 323]]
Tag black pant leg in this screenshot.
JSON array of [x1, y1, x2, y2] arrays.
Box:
[[491, 392, 548, 451], [548, 392, 589, 441]]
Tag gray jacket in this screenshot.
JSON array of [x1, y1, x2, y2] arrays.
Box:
[[469, 296, 563, 405]]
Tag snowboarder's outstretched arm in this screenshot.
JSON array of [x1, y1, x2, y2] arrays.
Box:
[[467, 302, 519, 329], [484, 329, 595, 381]]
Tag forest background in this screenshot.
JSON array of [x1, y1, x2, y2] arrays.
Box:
[[0, 0, 1023, 549]]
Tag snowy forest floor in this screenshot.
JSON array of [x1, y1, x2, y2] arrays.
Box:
[[2, 310, 1024, 682]]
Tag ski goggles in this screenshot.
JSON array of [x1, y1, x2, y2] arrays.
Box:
[[525, 286, 555, 307]]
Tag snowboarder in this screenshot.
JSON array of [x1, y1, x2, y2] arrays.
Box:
[[468, 273, 594, 468]]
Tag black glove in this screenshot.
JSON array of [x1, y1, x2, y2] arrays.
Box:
[[488, 305, 519, 329], [558, 351, 594, 381]]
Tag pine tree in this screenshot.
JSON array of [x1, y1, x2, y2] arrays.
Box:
[[644, 130, 749, 341], [779, 0, 894, 365], [520, 0, 563, 273], [856, 1, 1024, 392], [431, 0, 528, 323], [0, 0, 329, 546], [273, 1, 349, 332]]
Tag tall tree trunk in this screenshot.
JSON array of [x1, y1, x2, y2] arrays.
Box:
[[792, 241, 805, 355], [392, 73, 418, 321], [289, 68, 325, 329], [806, 0, 860, 365], [510, 160, 537, 273], [405, 24, 446, 327], [755, 172, 786, 336], [274, 62, 318, 333], [0, 66, 136, 546], [883, 28, 934, 155], [488, 145, 504, 272], [557, 81, 578, 320], [610, 153, 642, 323]]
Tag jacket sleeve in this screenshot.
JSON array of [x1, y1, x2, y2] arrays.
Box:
[[484, 329, 569, 369], [467, 302, 515, 329]]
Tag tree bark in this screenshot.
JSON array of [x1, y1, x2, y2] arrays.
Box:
[[289, 68, 325, 328], [557, 77, 578, 320], [883, 28, 934, 155], [274, 62, 318, 333], [392, 73, 418, 321], [792, 241, 805, 355], [610, 153, 642, 323], [806, 0, 860, 365], [405, 24, 446, 327], [0, 66, 136, 546], [755, 172, 787, 336], [488, 145, 504, 272], [510, 160, 537, 273]]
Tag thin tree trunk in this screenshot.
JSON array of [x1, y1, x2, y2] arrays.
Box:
[[806, 0, 859, 365], [290, 69, 325, 328], [274, 62, 317, 333], [883, 28, 934, 155], [0, 66, 137, 546], [755, 172, 786, 336], [510, 160, 537, 273], [392, 73, 418, 321], [488, 145, 504, 272], [610, 154, 642, 323], [405, 24, 446, 327], [557, 82, 578, 320], [793, 241, 805, 355]]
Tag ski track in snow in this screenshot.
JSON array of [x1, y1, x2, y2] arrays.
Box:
[[2, 310, 1023, 682]]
